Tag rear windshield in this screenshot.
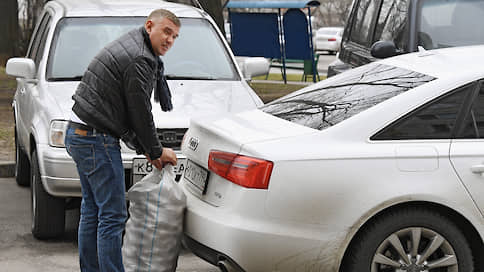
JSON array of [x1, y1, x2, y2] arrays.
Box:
[[47, 17, 237, 81], [418, 0, 484, 49], [261, 63, 434, 130]]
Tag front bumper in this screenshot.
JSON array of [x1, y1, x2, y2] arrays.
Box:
[[37, 143, 184, 197]]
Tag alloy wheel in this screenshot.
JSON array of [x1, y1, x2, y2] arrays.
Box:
[[372, 227, 457, 272]]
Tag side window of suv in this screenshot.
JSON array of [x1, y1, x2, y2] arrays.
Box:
[[349, 0, 379, 45], [371, 83, 476, 140], [27, 13, 52, 69], [373, 0, 408, 50]]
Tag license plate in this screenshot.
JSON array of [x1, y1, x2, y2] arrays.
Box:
[[184, 160, 209, 195], [132, 158, 186, 183]]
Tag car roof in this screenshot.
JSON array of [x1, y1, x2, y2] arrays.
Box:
[[377, 45, 484, 81], [48, 0, 204, 18]]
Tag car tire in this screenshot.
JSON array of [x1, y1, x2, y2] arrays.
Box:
[[31, 150, 65, 239], [15, 129, 30, 187], [342, 207, 474, 272]]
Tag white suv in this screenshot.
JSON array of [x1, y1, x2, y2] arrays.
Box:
[[6, 0, 264, 239]]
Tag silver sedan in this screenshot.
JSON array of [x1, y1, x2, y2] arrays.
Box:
[[181, 45, 484, 271]]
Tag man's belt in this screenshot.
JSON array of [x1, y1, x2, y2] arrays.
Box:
[[68, 121, 95, 132]]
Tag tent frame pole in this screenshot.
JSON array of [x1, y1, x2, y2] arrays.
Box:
[[278, 8, 287, 84]]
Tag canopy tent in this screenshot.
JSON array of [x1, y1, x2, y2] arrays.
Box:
[[225, 0, 321, 83]]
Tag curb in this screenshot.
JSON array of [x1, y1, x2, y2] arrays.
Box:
[[0, 161, 15, 178]]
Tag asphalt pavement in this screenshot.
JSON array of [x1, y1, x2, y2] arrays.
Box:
[[0, 177, 219, 272]]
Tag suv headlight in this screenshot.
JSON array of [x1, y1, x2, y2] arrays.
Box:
[[49, 120, 69, 147]]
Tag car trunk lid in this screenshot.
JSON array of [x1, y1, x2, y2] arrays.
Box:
[[181, 109, 315, 206]]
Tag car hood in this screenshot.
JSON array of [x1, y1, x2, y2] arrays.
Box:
[[49, 80, 261, 128]]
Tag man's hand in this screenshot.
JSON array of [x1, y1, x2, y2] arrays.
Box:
[[145, 147, 177, 170]]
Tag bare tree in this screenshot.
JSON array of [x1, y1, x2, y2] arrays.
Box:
[[0, 0, 19, 65], [199, 0, 225, 36], [18, 0, 48, 56], [166, 0, 226, 36]]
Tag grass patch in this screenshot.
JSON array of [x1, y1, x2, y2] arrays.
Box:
[[0, 126, 14, 140], [253, 73, 325, 82], [250, 82, 305, 103], [0, 66, 16, 91], [0, 126, 15, 152]]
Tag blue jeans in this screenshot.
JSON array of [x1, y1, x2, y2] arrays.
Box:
[[65, 127, 127, 272]]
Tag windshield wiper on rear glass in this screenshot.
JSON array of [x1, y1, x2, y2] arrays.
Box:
[[48, 76, 83, 81]]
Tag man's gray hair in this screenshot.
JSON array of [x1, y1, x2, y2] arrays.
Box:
[[147, 8, 181, 27]]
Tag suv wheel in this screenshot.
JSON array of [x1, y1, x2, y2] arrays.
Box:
[[342, 207, 474, 272], [15, 130, 30, 187], [30, 150, 66, 239]]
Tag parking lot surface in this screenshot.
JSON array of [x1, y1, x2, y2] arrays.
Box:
[[0, 177, 218, 272]]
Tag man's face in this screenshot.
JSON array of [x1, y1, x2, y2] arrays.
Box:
[[145, 17, 180, 56]]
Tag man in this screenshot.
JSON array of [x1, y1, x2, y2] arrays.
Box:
[[64, 9, 180, 272]]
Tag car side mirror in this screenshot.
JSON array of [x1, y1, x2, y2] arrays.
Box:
[[6, 58, 37, 80], [236, 57, 270, 80], [370, 41, 399, 59]]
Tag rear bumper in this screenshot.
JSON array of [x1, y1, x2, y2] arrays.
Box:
[[316, 41, 340, 52], [182, 180, 344, 272], [183, 234, 245, 272]]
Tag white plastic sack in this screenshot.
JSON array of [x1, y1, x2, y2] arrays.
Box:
[[122, 165, 186, 272]]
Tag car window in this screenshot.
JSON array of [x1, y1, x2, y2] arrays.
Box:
[[456, 82, 484, 138], [261, 63, 434, 130], [349, 0, 379, 45], [418, 0, 484, 49], [34, 16, 52, 69], [373, 0, 408, 50], [162, 18, 238, 80], [47, 17, 237, 81], [372, 83, 476, 140], [47, 17, 144, 80], [28, 13, 52, 68]]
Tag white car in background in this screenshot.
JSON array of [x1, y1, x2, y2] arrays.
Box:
[[6, 0, 264, 239], [315, 26, 343, 54], [181, 46, 484, 271]]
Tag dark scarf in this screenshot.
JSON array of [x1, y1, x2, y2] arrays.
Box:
[[155, 58, 173, 112], [141, 27, 173, 112]]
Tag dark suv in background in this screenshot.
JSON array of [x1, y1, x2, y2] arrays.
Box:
[[328, 0, 484, 76]]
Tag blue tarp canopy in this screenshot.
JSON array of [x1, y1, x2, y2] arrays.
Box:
[[230, 13, 281, 59], [226, 0, 320, 9], [226, 0, 320, 83], [283, 9, 312, 60]]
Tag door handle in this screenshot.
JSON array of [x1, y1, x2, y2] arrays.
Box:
[[470, 165, 484, 176]]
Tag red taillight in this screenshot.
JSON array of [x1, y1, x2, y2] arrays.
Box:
[[328, 38, 337, 41], [208, 150, 273, 189]]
